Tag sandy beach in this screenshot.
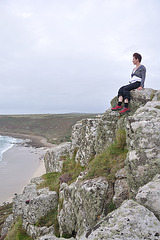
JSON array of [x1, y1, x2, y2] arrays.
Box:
[[0, 142, 48, 205]]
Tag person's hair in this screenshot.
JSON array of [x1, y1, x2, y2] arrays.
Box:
[[133, 53, 142, 63]]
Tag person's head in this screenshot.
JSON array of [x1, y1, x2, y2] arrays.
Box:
[[133, 53, 142, 65]]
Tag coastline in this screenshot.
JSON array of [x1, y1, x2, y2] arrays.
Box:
[[0, 131, 55, 148], [0, 133, 53, 205]]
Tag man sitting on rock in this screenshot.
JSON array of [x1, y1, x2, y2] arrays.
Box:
[[112, 53, 146, 114]]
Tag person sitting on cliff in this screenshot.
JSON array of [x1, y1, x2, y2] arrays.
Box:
[[111, 53, 146, 114]]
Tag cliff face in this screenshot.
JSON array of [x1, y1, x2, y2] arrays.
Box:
[[1, 88, 160, 240]]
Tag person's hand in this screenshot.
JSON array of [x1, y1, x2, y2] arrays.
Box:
[[137, 87, 143, 91]]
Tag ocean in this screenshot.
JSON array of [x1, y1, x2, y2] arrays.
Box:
[[0, 135, 23, 162]]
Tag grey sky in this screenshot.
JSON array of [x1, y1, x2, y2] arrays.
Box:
[[0, 0, 160, 114]]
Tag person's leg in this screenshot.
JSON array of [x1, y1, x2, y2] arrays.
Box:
[[111, 86, 125, 111], [122, 82, 141, 102], [119, 82, 141, 113]]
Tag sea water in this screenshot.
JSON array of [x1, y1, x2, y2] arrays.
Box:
[[0, 135, 23, 162]]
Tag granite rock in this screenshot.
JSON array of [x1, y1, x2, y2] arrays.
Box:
[[44, 142, 71, 173], [58, 177, 108, 237], [79, 200, 160, 240], [12, 178, 58, 239], [125, 100, 160, 198], [136, 174, 160, 220], [1, 214, 14, 236]]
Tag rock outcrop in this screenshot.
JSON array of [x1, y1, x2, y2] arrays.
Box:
[[44, 142, 71, 173], [136, 174, 160, 220], [2, 88, 160, 240], [12, 177, 58, 239], [113, 168, 129, 208], [71, 118, 100, 166], [1, 214, 13, 237], [58, 177, 108, 238], [125, 100, 160, 198], [79, 200, 160, 240]]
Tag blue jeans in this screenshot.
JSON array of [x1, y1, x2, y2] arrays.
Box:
[[118, 81, 141, 101]]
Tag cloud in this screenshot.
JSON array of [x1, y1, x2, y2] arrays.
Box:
[[0, 0, 160, 114]]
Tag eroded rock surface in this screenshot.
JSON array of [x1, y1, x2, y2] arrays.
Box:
[[12, 177, 58, 239], [125, 100, 160, 198], [79, 200, 160, 240], [44, 142, 71, 173], [58, 177, 108, 238], [136, 174, 160, 220]]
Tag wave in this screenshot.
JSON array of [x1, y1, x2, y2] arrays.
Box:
[[0, 136, 23, 162]]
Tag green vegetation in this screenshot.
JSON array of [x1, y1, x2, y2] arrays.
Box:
[[37, 172, 61, 193], [115, 128, 126, 150], [0, 113, 97, 144], [4, 216, 32, 240], [155, 105, 160, 110], [83, 141, 127, 181], [27, 128, 127, 239], [0, 203, 12, 236], [106, 201, 117, 213], [83, 129, 127, 181], [35, 207, 60, 237], [38, 150, 85, 193], [61, 151, 86, 185]]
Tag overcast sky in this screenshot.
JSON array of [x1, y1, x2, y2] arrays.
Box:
[[0, 0, 160, 114]]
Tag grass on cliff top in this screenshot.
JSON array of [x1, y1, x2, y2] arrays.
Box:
[[4, 216, 32, 240]]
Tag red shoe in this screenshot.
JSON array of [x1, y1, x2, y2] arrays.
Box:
[[111, 105, 123, 111], [119, 107, 130, 114]]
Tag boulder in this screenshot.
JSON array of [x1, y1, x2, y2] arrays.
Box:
[[125, 100, 160, 198], [79, 200, 160, 240], [24, 190, 58, 225], [12, 178, 58, 239], [58, 177, 108, 238], [136, 174, 160, 220], [44, 142, 71, 173]]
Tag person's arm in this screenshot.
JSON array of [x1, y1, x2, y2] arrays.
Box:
[[138, 67, 146, 90]]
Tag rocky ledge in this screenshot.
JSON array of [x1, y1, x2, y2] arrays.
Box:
[[1, 88, 160, 240]]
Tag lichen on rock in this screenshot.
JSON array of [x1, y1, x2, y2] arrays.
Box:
[[125, 100, 160, 198], [79, 200, 160, 240], [58, 177, 108, 238]]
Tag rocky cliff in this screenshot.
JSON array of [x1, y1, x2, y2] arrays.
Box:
[[1, 88, 160, 240]]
